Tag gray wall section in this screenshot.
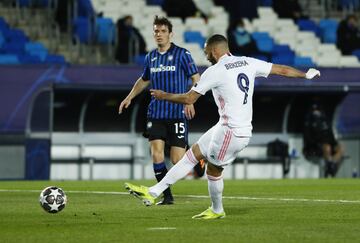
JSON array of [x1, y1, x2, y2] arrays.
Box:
[[337, 140, 360, 178], [0, 146, 25, 179]]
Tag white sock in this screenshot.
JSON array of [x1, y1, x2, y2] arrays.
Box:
[[149, 149, 198, 197], [207, 174, 224, 214]]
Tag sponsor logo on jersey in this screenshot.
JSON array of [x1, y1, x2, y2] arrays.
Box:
[[150, 64, 176, 73], [224, 60, 249, 70]]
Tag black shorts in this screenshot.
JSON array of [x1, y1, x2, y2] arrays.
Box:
[[146, 119, 188, 148]]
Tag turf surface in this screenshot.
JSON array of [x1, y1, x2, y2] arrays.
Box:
[[1, 179, 360, 243]]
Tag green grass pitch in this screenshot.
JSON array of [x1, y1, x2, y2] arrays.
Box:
[[1, 179, 360, 243]]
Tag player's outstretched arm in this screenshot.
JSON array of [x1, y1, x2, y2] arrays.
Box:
[[118, 78, 150, 114], [270, 64, 320, 79], [150, 89, 201, 105], [184, 73, 201, 119]]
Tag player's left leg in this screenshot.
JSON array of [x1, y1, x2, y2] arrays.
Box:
[[193, 126, 250, 219], [125, 144, 203, 206], [192, 163, 226, 220]]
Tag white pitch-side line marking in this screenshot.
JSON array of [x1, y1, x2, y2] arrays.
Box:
[[1, 189, 360, 204], [147, 227, 176, 230]]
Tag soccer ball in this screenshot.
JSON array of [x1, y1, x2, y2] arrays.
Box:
[[39, 186, 67, 213]]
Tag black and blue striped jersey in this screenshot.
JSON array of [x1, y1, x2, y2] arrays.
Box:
[[142, 43, 199, 119]]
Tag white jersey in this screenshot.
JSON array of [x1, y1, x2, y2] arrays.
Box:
[[192, 54, 272, 137]]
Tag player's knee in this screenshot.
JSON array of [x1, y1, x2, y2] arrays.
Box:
[[206, 162, 223, 177], [151, 151, 164, 163], [191, 144, 205, 161], [170, 155, 181, 164]]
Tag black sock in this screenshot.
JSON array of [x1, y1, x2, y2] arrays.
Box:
[[153, 162, 173, 199]]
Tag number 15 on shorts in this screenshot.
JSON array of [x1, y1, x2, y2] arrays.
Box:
[[175, 122, 185, 138]]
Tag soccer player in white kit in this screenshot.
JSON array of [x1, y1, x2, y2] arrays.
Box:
[[125, 34, 320, 219]]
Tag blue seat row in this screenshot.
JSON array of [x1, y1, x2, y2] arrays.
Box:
[[184, 31, 205, 48], [0, 17, 66, 64], [73, 16, 116, 44], [16, 0, 50, 7], [251, 32, 315, 67], [297, 19, 338, 43]]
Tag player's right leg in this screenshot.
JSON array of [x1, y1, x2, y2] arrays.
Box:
[[148, 143, 204, 197], [124, 182, 156, 206]]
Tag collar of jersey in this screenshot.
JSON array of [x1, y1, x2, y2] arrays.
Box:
[[218, 53, 230, 62], [157, 42, 175, 55]]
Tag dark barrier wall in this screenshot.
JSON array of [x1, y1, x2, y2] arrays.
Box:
[[1, 65, 360, 134]]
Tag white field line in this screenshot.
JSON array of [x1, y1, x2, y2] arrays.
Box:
[[1, 189, 360, 204], [147, 227, 176, 230]]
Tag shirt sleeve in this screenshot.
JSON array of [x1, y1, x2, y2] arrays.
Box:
[[191, 67, 216, 95], [180, 49, 199, 77], [141, 54, 150, 81], [246, 57, 273, 78]]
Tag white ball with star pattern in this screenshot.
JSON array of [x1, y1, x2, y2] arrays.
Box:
[[39, 186, 67, 213]]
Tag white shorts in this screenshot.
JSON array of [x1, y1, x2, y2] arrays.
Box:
[[197, 122, 250, 167]]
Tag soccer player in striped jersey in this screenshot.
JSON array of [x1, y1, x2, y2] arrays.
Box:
[[119, 16, 200, 205], [124, 34, 320, 218]]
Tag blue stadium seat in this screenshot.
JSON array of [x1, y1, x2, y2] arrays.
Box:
[[294, 56, 315, 68], [297, 19, 321, 37], [272, 44, 292, 55], [16, 0, 49, 8], [0, 33, 4, 49], [256, 39, 274, 53], [252, 32, 274, 53], [147, 0, 164, 5], [271, 44, 295, 65], [25, 42, 48, 61], [352, 49, 360, 61], [17, 0, 49, 7], [5, 29, 29, 42], [2, 41, 26, 54], [96, 17, 115, 44], [0, 17, 9, 31], [78, 0, 95, 17], [271, 52, 295, 65], [45, 54, 66, 64], [0, 54, 20, 64], [17, 0, 31, 7], [19, 54, 42, 64], [184, 31, 205, 48], [258, 0, 273, 6], [319, 19, 338, 43], [252, 32, 271, 41], [73, 17, 94, 44]]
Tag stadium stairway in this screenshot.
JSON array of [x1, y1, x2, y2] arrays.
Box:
[[0, 4, 73, 64], [0, 1, 106, 65]]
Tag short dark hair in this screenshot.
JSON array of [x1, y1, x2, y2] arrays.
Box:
[[206, 34, 228, 47], [153, 15, 173, 33]]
